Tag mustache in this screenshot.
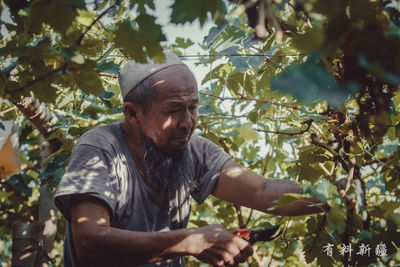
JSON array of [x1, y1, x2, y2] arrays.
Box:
[[171, 128, 192, 138]]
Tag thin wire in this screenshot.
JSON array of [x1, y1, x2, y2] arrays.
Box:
[[106, 53, 305, 58], [178, 53, 305, 58]]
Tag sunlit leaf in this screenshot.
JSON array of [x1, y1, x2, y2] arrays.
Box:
[[175, 37, 194, 49], [273, 193, 304, 208], [236, 123, 260, 142]]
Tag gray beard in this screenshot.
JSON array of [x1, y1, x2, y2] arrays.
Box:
[[140, 132, 195, 193]]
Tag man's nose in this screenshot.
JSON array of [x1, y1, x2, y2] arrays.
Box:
[[179, 109, 194, 130]]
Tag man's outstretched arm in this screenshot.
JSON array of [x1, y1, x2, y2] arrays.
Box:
[[70, 194, 253, 267], [213, 159, 327, 216]]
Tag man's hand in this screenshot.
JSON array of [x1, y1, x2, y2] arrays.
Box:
[[186, 224, 253, 267]]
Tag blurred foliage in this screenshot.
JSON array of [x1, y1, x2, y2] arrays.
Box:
[[0, 0, 399, 266]]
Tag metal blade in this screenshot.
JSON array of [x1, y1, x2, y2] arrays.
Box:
[[249, 225, 281, 244]]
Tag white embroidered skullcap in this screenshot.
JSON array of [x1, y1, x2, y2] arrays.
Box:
[[118, 50, 185, 99]]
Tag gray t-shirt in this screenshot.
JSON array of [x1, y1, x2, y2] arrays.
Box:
[[54, 123, 231, 267]]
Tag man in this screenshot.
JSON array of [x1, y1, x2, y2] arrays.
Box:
[[54, 51, 325, 267]]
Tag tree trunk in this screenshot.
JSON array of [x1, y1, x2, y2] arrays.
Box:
[[11, 96, 63, 266], [37, 138, 58, 267], [11, 222, 44, 267]]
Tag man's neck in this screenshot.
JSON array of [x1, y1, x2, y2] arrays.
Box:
[[121, 121, 145, 172], [121, 120, 160, 191]]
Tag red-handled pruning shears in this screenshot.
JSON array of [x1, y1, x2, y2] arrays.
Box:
[[233, 225, 282, 245]]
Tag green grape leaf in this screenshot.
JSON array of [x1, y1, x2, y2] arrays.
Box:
[[236, 123, 259, 142], [229, 54, 249, 72], [171, 0, 227, 26], [292, 27, 325, 54], [73, 61, 104, 95], [273, 193, 304, 208], [114, 16, 166, 62], [97, 61, 121, 75], [175, 37, 194, 49], [135, 14, 166, 61], [30, 76, 59, 103], [271, 62, 357, 108], [28, 1, 83, 33], [114, 20, 147, 63], [130, 0, 155, 12]]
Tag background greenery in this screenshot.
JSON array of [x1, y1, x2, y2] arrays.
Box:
[[0, 0, 399, 266]]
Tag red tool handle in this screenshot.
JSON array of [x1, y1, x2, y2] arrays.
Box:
[[233, 228, 251, 239]]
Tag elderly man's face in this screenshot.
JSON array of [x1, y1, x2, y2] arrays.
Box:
[[137, 65, 199, 152]]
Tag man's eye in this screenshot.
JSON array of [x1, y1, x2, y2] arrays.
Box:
[[169, 109, 180, 114], [189, 106, 198, 111]]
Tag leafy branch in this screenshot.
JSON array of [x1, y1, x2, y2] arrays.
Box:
[[344, 158, 356, 194], [264, 0, 283, 43], [261, 131, 274, 175], [310, 133, 349, 173], [76, 0, 121, 46], [5, 66, 64, 97], [362, 155, 395, 166], [256, 119, 313, 136], [14, 97, 67, 154], [100, 73, 118, 78], [308, 215, 327, 253], [278, 230, 318, 242], [0, 106, 17, 116]]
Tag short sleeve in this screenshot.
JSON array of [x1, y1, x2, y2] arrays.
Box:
[[54, 144, 119, 222], [190, 135, 231, 204]]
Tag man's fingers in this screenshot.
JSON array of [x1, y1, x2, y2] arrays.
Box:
[[237, 238, 253, 258], [211, 250, 235, 267], [234, 250, 250, 264], [232, 237, 253, 264], [199, 240, 252, 266], [193, 224, 254, 266]]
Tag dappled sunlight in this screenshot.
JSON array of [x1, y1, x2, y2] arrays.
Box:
[[43, 218, 57, 237], [96, 218, 107, 225], [20, 252, 32, 260], [223, 166, 245, 179], [75, 216, 106, 225], [162, 117, 173, 129], [77, 217, 89, 224], [153, 79, 166, 86], [56, 153, 119, 202], [86, 156, 106, 168], [111, 154, 128, 200]]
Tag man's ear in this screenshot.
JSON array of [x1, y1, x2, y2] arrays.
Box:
[[123, 102, 139, 120], [129, 109, 136, 118]]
